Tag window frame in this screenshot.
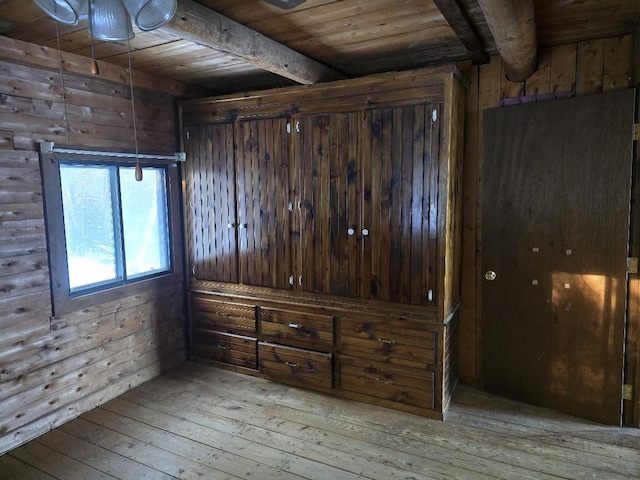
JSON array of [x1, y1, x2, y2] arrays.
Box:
[[40, 149, 184, 317]]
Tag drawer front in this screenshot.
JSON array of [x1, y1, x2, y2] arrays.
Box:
[[260, 307, 334, 351], [191, 294, 256, 334], [193, 330, 257, 369], [340, 355, 434, 409], [340, 317, 437, 366], [259, 342, 333, 390]]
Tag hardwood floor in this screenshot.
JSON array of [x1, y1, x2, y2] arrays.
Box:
[[1, 362, 639, 479]]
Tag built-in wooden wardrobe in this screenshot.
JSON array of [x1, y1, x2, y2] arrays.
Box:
[[179, 65, 465, 419]]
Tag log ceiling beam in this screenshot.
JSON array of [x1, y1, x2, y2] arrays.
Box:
[[477, 0, 537, 82], [432, 0, 488, 65], [164, 0, 345, 85]]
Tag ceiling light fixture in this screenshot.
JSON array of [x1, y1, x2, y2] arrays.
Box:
[[33, 0, 177, 41]]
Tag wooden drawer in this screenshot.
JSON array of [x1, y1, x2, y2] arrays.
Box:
[[193, 330, 257, 369], [340, 355, 434, 409], [339, 316, 437, 367], [260, 307, 333, 352], [191, 294, 256, 334], [259, 342, 332, 390]]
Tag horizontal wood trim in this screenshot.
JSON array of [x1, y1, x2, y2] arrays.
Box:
[[180, 66, 454, 122], [189, 280, 441, 325]]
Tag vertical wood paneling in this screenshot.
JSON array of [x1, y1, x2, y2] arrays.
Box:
[[389, 108, 403, 303], [576, 39, 605, 95], [236, 118, 289, 289], [0, 54, 186, 454], [299, 115, 315, 291], [459, 36, 636, 413], [459, 62, 479, 384], [410, 105, 425, 306], [400, 106, 414, 304], [369, 109, 383, 300], [427, 105, 441, 307], [359, 111, 372, 299], [274, 119, 289, 290], [379, 108, 393, 302], [524, 47, 551, 96], [603, 36, 633, 92], [329, 114, 349, 296], [347, 113, 359, 298], [550, 43, 577, 93], [185, 124, 238, 282]]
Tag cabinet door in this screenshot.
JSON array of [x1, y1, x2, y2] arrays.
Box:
[[360, 105, 440, 306], [294, 106, 440, 305], [184, 124, 238, 282], [236, 119, 290, 289], [294, 113, 357, 295]]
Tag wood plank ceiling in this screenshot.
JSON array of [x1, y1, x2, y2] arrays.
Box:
[[0, 0, 638, 94]]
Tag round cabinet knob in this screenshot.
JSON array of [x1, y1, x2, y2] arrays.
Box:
[[227, 222, 235, 229], [347, 228, 355, 236], [362, 228, 369, 236], [485, 271, 497, 281]]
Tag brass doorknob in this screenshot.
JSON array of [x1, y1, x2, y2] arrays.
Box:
[[485, 271, 497, 281]]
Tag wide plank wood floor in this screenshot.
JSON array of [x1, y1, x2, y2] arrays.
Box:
[[1, 361, 639, 479]]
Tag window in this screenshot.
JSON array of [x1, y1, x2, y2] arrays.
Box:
[[41, 148, 183, 316]]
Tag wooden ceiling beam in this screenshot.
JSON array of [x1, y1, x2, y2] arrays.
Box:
[[432, 0, 488, 65], [164, 0, 345, 85], [477, 0, 537, 81]]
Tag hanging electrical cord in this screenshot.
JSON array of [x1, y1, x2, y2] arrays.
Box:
[[88, 0, 99, 76], [126, 36, 142, 182], [55, 22, 70, 144]]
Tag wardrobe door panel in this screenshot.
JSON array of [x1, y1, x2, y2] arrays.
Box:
[[236, 119, 290, 289], [184, 123, 238, 282]]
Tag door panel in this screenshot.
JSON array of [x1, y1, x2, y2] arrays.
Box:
[[184, 124, 238, 282], [482, 90, 635, 424], [236, 119, 290, 288], [362, 105, 439, 306]]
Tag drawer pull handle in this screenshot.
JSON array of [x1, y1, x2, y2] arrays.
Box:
[[377, 338, 395, 345], [285, 362, 299, 368], [217, 345, 228, 350], [375, 378, 393, 385], [288, 323, 301, 329]]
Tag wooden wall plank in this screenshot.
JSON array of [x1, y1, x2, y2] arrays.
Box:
[[0, 35, 206, 98], [524, 47, 551, 96], [459, 62, 479, 384], [576, 39, 605, 95], [549, 43, 577, 94], [603, 35, 633, 91]]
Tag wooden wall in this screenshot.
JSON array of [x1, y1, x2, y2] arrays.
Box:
[[0, 37, 196, 453], [458, 34, 639, 424]]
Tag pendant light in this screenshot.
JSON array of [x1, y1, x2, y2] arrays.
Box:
[[33, 0, 177, 41]]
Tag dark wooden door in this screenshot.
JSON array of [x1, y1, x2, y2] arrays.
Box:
[[359, 105, 441, 306], [236, 118, 290, 289], [184, 123, 238, 282], [482, 90, 635, 425]]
